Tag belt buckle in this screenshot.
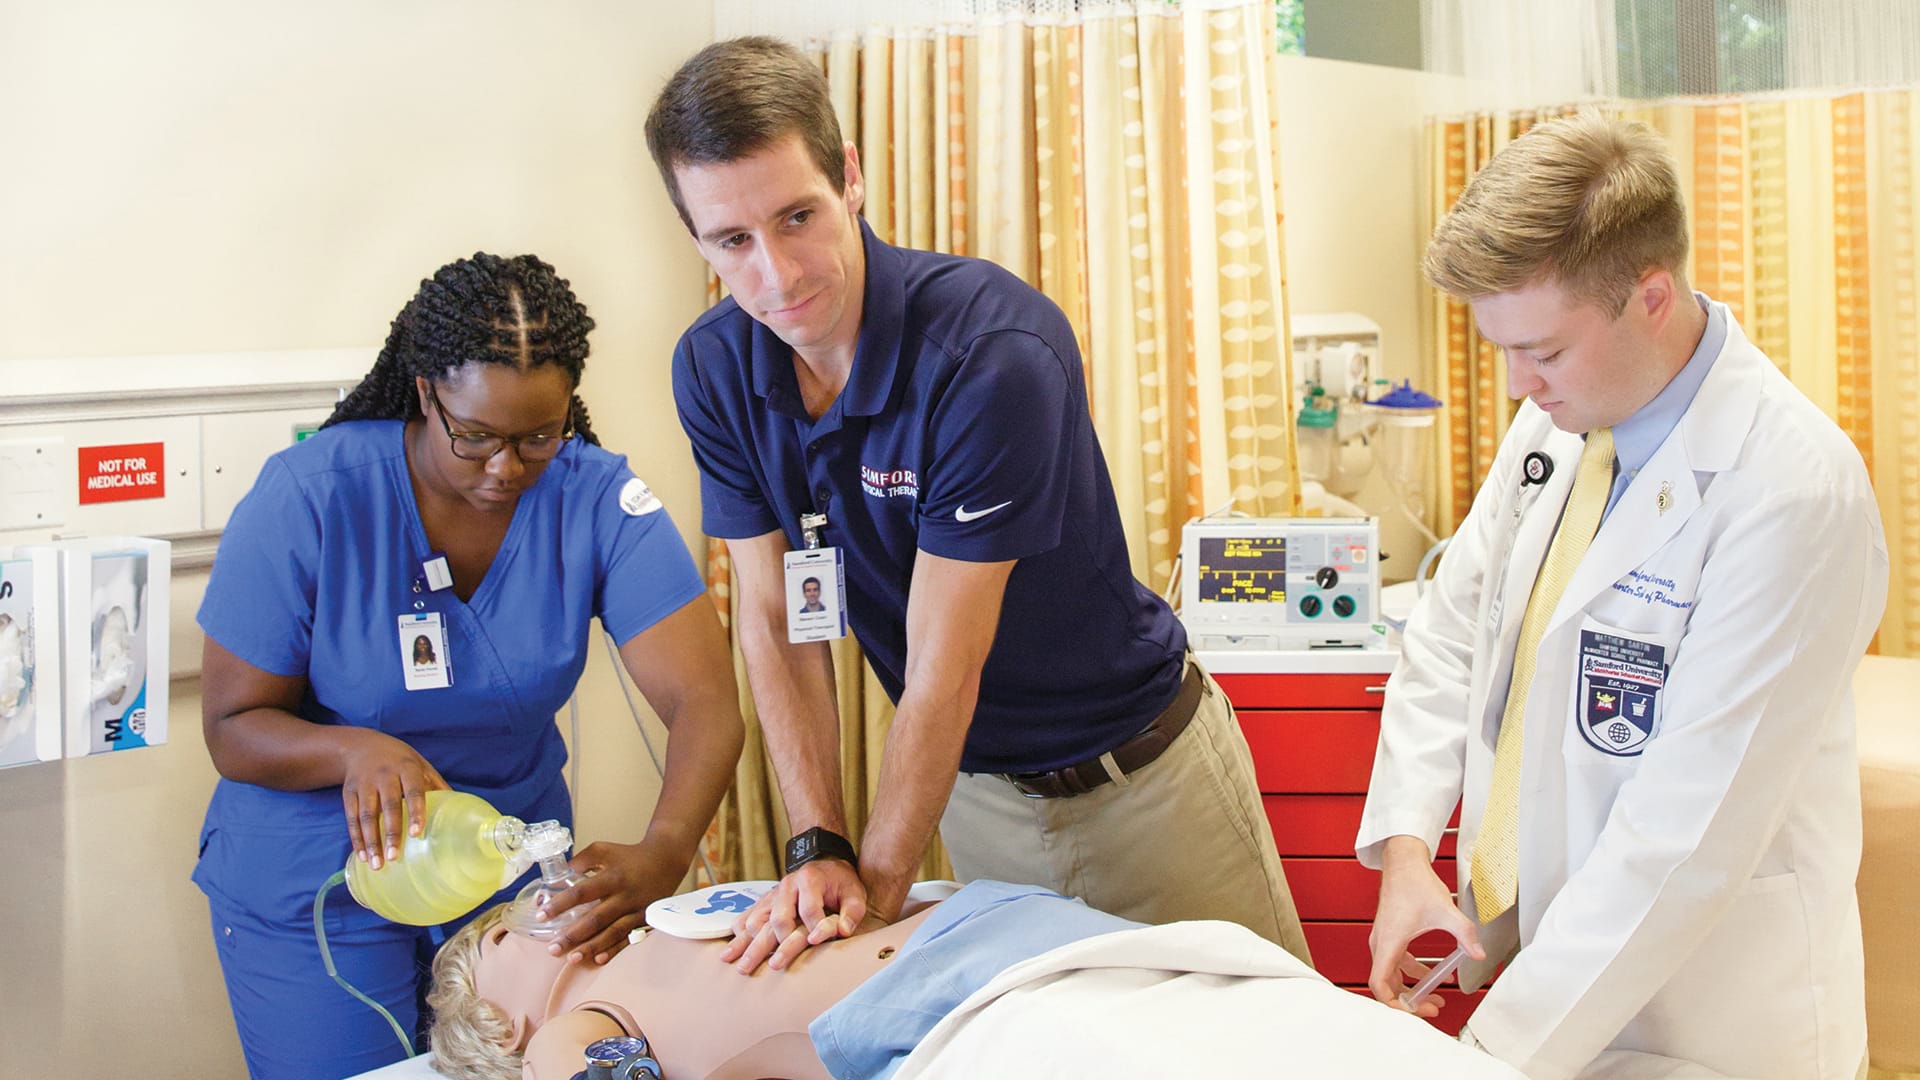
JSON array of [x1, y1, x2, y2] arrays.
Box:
[[1009, 772, 1053, 799]]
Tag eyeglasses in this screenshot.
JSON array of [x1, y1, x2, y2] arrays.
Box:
[[426, 383, 572, 463]]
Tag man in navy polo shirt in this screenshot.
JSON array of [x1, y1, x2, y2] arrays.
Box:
[[646, 36, 1308, 975]]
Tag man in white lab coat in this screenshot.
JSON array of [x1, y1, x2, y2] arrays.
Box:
[[1358, 113, 1888, 1080]]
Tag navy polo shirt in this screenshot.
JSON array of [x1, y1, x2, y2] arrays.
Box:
[[671, 220, 1187, 773]]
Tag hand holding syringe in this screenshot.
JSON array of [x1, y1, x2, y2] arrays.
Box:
[[1399, 943, 1469, 1011]]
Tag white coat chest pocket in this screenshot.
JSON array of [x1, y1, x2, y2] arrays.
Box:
[[1572, 617, 1677, 758]]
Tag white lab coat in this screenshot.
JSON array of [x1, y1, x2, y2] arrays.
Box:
[[1356, 303, 1888, 1080]]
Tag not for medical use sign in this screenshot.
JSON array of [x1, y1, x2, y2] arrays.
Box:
[[77, 442, 166, 505]]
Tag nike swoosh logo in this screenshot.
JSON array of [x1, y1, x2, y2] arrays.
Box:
[[955, 501, 1013, 523]]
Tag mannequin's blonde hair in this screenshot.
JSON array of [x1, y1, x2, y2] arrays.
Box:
[[427, 903, 521, 1080], [1425, 112, 1689, 314]]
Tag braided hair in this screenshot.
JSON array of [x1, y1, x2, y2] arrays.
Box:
[[323, 253, 600, 445]]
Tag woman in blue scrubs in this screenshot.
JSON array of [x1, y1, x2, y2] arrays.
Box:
[[193, 252, 745, 1079]]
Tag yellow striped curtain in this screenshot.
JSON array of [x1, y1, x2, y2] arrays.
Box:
[[699, 0, 1302, 882], [1424, 91, 1920, 658]]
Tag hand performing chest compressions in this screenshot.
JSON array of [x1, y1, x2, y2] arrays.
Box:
[[646, 35, 1312, 974], [1357, 114, 1888, 1080]]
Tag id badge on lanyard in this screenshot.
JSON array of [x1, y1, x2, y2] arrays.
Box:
[[786, 511, 848, 644], [399, 553, 455, 690]]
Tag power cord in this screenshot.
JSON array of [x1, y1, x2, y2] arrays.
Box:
[[601, 631, 720, 888]]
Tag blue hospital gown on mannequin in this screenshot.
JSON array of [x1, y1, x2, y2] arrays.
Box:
[[811, 881, 1144, 1079]]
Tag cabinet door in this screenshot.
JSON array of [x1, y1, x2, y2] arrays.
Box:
[[1215, 671, 1389, 709], [1265, 795, 1457, 857], [1240, 710, 1381, 793]]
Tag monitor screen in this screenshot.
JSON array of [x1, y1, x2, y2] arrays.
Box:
[[1195, 536, 1287, 604]]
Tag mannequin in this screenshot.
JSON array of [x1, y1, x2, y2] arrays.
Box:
[[431, 879, 1139, 1080], [431, 879, 1544, 1080], [432, 901, 935, 1079]]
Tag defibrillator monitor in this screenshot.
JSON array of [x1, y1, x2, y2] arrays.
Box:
[[1179, 517, 1380, 649]]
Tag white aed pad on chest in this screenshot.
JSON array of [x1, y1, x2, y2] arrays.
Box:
[[784, 547, 848, 644], [645, 880, 778, 939], [397, 612, 451, 691]]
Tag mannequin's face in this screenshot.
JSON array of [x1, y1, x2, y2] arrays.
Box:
[[472, 920, 570, 1051]]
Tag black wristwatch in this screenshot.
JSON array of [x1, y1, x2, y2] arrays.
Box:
[[783, 826, 857, 875]]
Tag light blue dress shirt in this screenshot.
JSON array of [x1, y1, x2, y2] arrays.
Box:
[[1603, 294, 1725, 519]]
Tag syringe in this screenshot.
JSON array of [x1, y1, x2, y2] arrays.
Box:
[[1399, 943, 1468, 1011]]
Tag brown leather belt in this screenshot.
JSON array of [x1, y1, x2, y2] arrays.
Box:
[[1006, 664, 1206, 799]]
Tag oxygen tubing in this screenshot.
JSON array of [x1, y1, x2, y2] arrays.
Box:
[[313, 869, 416, 1058]]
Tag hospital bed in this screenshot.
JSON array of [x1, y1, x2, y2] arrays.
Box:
[[347, 921, 1742, 1080], [350, 919, 1524, 1080], [353, 657, 1920, 1080]]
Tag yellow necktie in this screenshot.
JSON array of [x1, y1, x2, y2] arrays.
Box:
[[1472, 427, 1614, 922]]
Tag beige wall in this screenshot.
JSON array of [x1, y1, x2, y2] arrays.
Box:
[[0, 2, 715, 1076], [1272, 54, 1486, 577]]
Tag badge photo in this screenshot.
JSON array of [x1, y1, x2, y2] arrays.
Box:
[[784, 547, 848, 644], [398, 612, 451, 691], [1575, 627, 1665, 756]]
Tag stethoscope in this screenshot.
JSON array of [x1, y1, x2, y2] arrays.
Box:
[[1520, 451, 1555, 489], [1500, 449, 1561, 550], [1485, 448, 1565, 631]]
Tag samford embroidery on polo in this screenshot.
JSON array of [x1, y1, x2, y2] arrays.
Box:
[[860, 465, 919, 499]]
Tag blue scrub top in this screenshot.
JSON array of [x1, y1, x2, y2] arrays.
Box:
[[672, 221, 1186, 774], [194, 420, 706, 928]]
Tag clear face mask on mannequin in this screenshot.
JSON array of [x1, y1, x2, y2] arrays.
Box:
[[498, 819, 596, 940]]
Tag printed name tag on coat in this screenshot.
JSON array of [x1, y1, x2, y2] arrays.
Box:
[[397, 612, 452, 691], [1576, 629, 1665, 756], [784, 547, 848, 644]]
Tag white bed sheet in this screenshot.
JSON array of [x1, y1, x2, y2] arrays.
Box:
[[894, 919, 1525, 1078], [893, 920, 1737, 1080], [347, 1053, 442, 1080]]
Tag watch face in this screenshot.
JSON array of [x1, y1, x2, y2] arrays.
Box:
[[785, 827, 854, 873], [785, 831, 817, 871]]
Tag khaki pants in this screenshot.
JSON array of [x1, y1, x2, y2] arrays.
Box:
[[940, 664, 1311, 963]]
